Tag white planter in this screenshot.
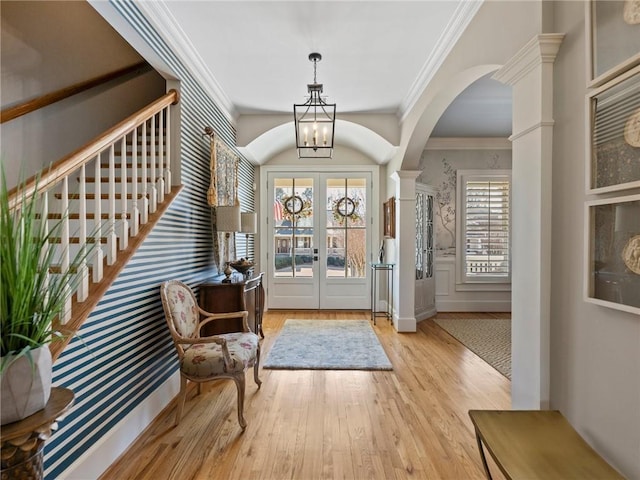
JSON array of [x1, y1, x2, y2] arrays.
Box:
[[1, 346, 52, 425]]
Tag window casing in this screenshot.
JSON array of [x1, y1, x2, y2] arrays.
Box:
[[456, 170, 511, 284]]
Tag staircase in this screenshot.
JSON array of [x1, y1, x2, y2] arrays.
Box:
[[9, 90, 182, 361]]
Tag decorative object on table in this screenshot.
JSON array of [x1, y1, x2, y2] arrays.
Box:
[[293, 52, 336, 159], [586, 195, 640, 314], [160, 280, 261, 429], [378, 240, 385, 263], [264, 320, 392, 370], [229, 258, 255, 277], [587, 0, 640, 87], [586, 66, 640, 193], [383, 196, 395, 238], [0, 168, 94, 425]]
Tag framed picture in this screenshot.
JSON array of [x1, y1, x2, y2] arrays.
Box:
[[586, 65, 640, 194], [586, 0, 640, 87], [383, 197, 395, 239], [584, 194, 640, 315]]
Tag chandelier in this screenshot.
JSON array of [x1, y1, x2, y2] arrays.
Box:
[[293, 52, 336, 158]]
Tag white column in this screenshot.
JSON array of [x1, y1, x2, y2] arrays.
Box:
[[493, 33, 564, 409], [390, 170, 420, 332]]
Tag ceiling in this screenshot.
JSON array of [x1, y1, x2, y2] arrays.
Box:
[[137, 1, 512, 159]]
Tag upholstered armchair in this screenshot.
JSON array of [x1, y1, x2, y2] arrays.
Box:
[[160, 280, 261, 429]]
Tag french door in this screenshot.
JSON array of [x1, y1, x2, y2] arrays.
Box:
[[267, 171, 371, 309]]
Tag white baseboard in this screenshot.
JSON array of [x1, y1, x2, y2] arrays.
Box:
[[394, 315, 417, 332], [435, 299, 511, 312], [59, 372, 180, 480]]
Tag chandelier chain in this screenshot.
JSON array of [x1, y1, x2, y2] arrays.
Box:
[[313, 58, 318, 84]]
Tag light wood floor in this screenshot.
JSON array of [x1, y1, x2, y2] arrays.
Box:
[[100, 311, 511, 480]]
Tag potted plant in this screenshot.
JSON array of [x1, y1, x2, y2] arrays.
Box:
[[0, 167, 92, 424]]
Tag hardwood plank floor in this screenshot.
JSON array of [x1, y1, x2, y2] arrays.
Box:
[[100, 311, 510, 480]]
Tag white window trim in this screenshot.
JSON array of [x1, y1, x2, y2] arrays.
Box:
[[456, 169, 512, 289]]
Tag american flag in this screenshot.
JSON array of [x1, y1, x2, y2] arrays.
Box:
[[274, 200, 284, 222]]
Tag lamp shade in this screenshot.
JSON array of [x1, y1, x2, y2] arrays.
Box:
[[241, 212, 257, 234], [216, 205, 241, 232]]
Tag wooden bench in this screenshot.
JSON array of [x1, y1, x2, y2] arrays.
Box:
[[468, 410, 626, 480]]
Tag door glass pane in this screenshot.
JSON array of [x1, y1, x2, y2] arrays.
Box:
[[325, 178, 366, 278], [273, 178, 314, 278], [416, 192, 424, 280]]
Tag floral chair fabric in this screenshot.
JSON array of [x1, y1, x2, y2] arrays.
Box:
[[160, 280, 261, 430], [181, 332, 260, 376]]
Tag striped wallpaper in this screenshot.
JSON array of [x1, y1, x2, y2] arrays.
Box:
[[45, 1, 255, 477]]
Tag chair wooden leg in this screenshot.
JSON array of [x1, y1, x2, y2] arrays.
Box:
[[254, 347, 262, 388], [232, 373, 247, 430], [175, 375, 188, 426]]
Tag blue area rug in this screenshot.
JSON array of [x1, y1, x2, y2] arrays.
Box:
[[264, 320, 393, 370]]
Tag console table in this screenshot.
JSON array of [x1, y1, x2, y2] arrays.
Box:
[[199, 272, 264, 337], [370, 262, 394, 325], [468, 410, 625, 480], [1, 387, 74, 480]]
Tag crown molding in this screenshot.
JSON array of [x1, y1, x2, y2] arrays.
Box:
[[399, 0, 484, 122], [136, 1, 237, 123], [425, 137, 511, 150]]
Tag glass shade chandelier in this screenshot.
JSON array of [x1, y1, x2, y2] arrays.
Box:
[[294, 52, 336, 158]]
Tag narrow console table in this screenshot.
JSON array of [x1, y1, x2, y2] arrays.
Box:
[[1, 387, 74, 480], [199, 272, 264, 337], [468, 410, 625, 480], [370, 262, 394, 325]]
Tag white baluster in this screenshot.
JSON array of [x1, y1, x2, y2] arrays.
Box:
[[149, 115, 158, 214], [41, 191, 50, 316], [164, 106, 171, 194], [141, 122, 149, 225], [131, 126, 140, 236], [107, 144, 117, 265], [60, 177, 71, 323], [119, 136, 129, 250], [93, 153, 104, 283], [157, 109, 165, 203], [76, 164, 89, 302]]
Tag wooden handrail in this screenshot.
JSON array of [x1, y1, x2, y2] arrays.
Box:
[[1, 61, 151, 124], [8, 89, 180, 207]]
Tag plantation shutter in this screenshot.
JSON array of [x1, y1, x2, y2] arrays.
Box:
[[464, 178, 510, 278]]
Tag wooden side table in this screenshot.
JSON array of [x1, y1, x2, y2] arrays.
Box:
[[199, 272, 264, 337], [1, 387, 74, 480]]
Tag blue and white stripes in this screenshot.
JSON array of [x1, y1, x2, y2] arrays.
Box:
[[45, 1, 254, 477]]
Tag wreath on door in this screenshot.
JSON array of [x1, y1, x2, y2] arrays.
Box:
[[332, 196, 361, 224]]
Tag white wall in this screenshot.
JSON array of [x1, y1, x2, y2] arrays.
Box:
[[551, 2, 639, 478], [418, 145, 512, 312], [418, 146, 512, 251]]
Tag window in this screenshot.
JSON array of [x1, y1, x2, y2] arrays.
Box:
[[457, 170, 511, 284]]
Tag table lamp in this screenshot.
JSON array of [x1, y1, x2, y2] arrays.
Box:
[[241, 212, 257, 260], [216, 205, 241, 282]]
